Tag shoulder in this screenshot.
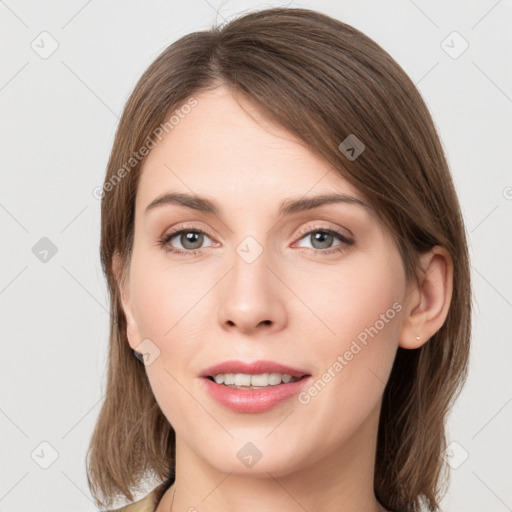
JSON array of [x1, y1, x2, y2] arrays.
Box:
[[108, 488, 157, 512]]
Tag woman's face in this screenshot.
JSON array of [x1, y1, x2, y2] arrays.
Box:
[[121, 85, 410, 478]]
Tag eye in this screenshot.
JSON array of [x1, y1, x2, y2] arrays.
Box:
[[158, 225, 216, 256], [293, 226, 354, 255], [158, 224, 354, 257]]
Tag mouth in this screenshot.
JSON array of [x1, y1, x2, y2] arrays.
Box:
[[205, 372, 310, 389], [200, 360, 311, 389], [200, 360, 313, 413], [200, 361, 311, 413]]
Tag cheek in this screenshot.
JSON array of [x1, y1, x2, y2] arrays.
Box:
[[129, 247, 218, 371], [295, 255, 403, 343], [293, 254, 404, 402], [129, 256, 207, 426], [130, 249, 206, 341], [289, 280, 402, 448]]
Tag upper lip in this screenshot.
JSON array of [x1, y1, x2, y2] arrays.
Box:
[[200, 360, 310, 379]]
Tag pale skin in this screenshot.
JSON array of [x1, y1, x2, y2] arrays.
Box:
[[113, 85, 453, 512]]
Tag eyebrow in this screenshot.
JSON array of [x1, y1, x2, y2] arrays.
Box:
[[144, 191, 370, 217]]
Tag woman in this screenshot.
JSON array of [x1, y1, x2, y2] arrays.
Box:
[[86, 7, 471, 512]]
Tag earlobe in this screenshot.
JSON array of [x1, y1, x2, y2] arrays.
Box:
[[398, 246, 453, 350], [112, 251, 141, 351]]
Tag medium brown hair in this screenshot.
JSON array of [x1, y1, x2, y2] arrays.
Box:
[[86, 7, 471, 511]]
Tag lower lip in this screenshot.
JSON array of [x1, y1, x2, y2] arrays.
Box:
[[201, 376, 311, 414]]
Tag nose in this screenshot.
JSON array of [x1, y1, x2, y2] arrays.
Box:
[[217, 244, 287, 335]]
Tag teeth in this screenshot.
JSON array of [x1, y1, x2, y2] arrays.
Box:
[[211, 372, 299, 387], [224, 373, 235, 385], [250, 373, 269, 386], [268, 373, 282, 385], [234, 373, 251, 386]]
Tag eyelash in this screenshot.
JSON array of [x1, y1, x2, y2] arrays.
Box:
[[158, 224, 354, 257]]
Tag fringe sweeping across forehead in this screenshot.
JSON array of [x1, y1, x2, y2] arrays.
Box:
[[87, 7, 471, 512]]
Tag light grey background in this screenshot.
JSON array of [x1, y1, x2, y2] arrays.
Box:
[[1, 1, 511, 511]]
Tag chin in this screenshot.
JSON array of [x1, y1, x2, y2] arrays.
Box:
[[195, 437, 312, 478]]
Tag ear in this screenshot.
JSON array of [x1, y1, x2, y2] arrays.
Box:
[[112, 251, 141, 351], [398, 245, 453, 349]]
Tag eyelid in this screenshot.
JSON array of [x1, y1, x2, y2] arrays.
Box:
[[294, 222, 353, 244], [291, 224, 354, 253], [160, 223, 217, 245]]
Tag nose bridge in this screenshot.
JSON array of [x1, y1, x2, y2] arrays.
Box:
[[217, 233, 287, 333], [229, 233, 274, 305], [232, 235, 269, 291]]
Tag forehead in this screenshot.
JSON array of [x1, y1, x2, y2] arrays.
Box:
[[136, 85, 366, 213]]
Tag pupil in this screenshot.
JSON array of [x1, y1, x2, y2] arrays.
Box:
[[182, 231, 203, 249], [312, 231, 333, 249]]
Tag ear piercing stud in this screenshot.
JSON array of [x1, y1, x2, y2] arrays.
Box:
[[415, 336, 421, 341]]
